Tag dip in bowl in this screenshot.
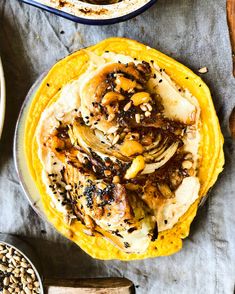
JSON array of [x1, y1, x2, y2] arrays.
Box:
[[20, 0, 157, 25]]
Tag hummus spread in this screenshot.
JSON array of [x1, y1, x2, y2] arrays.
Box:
[[36, 52, 201, 253]]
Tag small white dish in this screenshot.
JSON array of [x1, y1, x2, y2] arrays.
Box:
[[0, 57, 6, 139]]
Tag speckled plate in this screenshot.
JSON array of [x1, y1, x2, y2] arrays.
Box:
[[0, 57, 6, 139]]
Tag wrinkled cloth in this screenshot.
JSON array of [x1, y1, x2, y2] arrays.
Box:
[[0, 0, 234, 293]]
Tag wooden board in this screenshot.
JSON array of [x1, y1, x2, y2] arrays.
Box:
[[44, 277, 135, 294], [227, 0, 235, 76]]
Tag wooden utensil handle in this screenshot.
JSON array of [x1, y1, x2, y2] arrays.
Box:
[[44, 277, 135, 294], [227, 0, 235, 76]]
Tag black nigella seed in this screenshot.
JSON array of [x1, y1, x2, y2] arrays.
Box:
[[60, 30, 65, 34], [46, 83, 50, 87], [159, 79, 163, 83], [153, 74, 156, 79], [124, 242, 130, 248]]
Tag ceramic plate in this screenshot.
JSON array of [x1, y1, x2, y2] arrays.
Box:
[[14, 73, 48, 220], [20, 0, 157, 25], [0, 58, 6, 139]]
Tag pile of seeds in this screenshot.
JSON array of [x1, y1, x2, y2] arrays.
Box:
[[0, 243, 41, 294]]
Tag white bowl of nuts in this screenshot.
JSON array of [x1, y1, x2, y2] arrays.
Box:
[[0, 234, 43, 294]]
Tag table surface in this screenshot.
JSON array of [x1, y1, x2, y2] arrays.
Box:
[[0, 0, 235, 293]]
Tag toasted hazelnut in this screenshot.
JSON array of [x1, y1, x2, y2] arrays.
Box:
[[125, 155, 145, 179], [116, 76, 136, 92], [102, 91, 125, 106], [131, 92, 151, 106], [120, 140, 143, 156]]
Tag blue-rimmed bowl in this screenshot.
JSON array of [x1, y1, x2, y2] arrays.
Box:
[[19, 0, 157, 25]]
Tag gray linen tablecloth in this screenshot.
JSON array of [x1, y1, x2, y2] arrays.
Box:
[[0, 0, 234, 293]]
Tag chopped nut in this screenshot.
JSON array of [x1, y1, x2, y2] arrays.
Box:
[[198, 67, 208, 74], [182, 160, 193, 169], [145, 103, 152, 111], [140, 104, 147, 112], [145, 111, 151, 117], [125, 132, 140, 141], [135, 113, 141, 124], [101, 91, 125, 105], [112, 176, 120, 184], [125, 156, 145, 179], [97, 183, 106, 190], [120, 140, 143, 156], [116, 76, 136, 92], [131, 92, 151, 106], [104, 170, 112, 177], [184, 153, 193, 160], [123, 101, 132, 111]]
